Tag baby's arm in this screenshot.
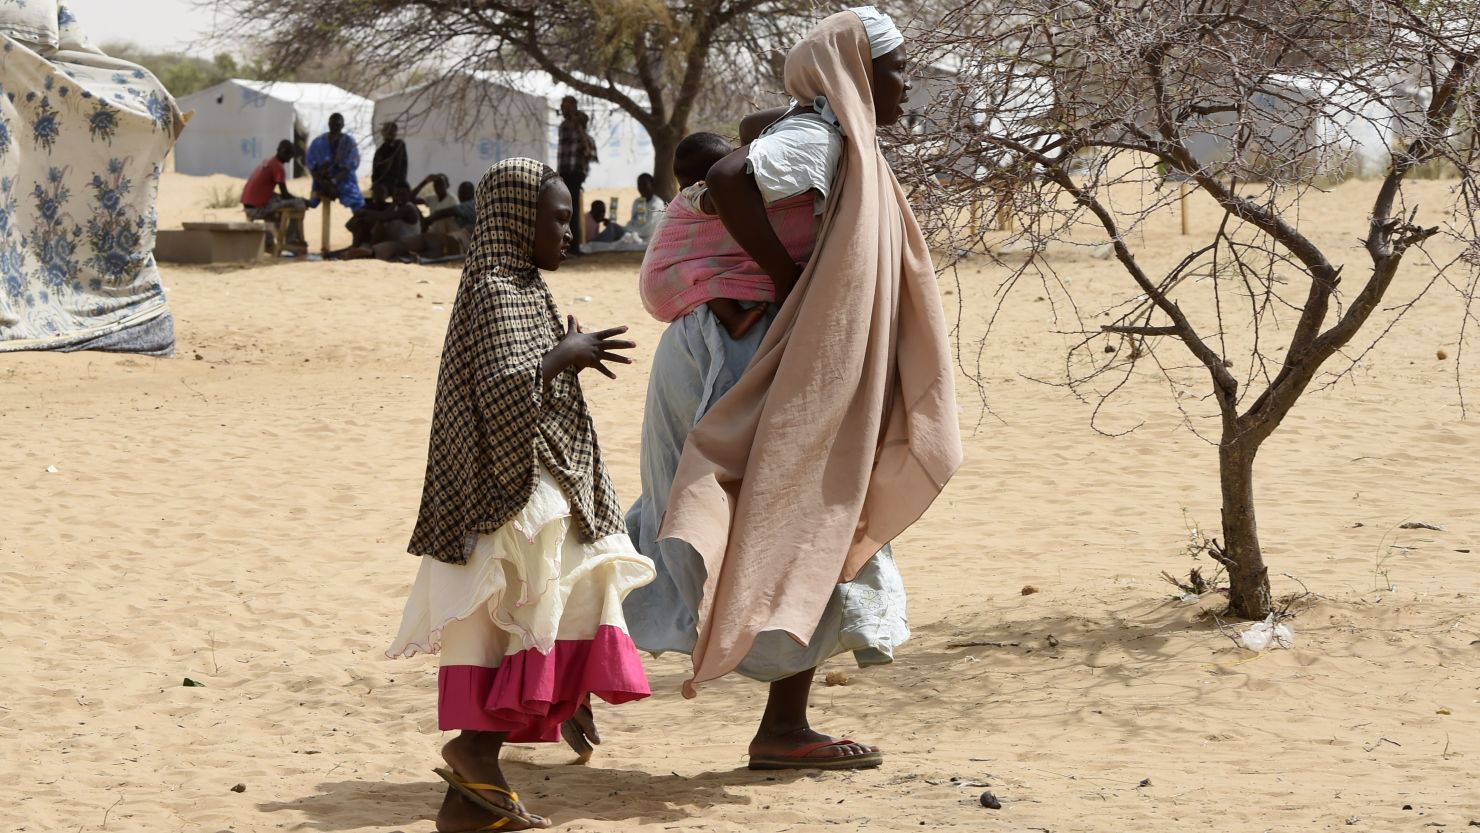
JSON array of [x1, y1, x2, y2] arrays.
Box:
[[707, 149, 801, 304], [739, 106, 790, 145]]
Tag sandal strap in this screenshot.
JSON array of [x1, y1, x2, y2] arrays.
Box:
[[461, 782, 518, 802], [788, 738, 861, 758]]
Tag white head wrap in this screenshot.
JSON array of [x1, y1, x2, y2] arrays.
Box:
[[848, 6, 905, 59]]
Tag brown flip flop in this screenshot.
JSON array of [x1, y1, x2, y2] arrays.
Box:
[[748, 738, 884, 771]]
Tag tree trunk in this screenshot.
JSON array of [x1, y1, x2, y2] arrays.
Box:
[[650, 128, 680, 202], [1218, 437, 1272, 619]]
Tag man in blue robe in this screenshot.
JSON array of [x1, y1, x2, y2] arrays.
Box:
[[306, 113, 365, 210]]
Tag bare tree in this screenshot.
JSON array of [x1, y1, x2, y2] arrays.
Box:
[[899, 0, 1480, 618], [211, 0, 819, 198]]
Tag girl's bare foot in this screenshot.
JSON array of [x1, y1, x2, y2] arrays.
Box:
[[560, 701, 600, 763]]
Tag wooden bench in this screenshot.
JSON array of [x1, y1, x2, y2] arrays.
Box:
[[267, 207, 308, 258]]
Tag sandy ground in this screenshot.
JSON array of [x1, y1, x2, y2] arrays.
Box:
[[2, 170, 1479, 833]]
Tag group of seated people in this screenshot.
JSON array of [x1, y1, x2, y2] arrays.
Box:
[[241, 114, 670, 262], [340, 174, 478, 262], [240, 139, 477, 263]]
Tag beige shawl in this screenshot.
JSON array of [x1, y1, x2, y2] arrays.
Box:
[[660, 10, 963, 697]]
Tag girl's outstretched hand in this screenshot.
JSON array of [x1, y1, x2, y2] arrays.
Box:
[[543, 316, 635, 382]]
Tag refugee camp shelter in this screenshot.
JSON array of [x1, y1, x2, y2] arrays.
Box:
[[1180, 74, 1407, 180], [902, 55, 965, 128], [374, 71, 652, 190], [895, 56, 1061, 183], [174, 80, 374, 179]]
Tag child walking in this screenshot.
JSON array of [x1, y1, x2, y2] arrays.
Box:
[[388, 157, 653, 832]]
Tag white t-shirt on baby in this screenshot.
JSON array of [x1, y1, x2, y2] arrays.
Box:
[[745, 97, 845, 215]]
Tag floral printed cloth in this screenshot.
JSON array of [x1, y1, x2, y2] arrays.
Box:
[[0, 0, 60, 51], [0, 3, 183, 354]]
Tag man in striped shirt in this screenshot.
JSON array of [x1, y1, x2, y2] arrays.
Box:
[[557, 96, 597, 253]]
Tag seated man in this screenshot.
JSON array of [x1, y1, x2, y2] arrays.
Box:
[[584, 174, 667, 253], [340, 184, 425, 260], [414, 173, 460, 228], [241, 140, 308, 252], [345, 183, 391, 247], [306, 113, 365, 211], [584, 199, 626, 243], [421, 180, 477, 250], [627, 173, 667, 242]]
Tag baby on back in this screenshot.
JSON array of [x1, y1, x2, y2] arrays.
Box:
[[638, 132, 818, 338]]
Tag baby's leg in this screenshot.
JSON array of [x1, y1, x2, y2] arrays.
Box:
[[708, 299, 768, 339]]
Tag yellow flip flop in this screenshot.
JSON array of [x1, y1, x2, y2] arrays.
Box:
[[433, 767, 546, 830]]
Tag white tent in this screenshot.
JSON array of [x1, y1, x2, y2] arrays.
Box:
[[895, 57, 1061, 181], [1181, 74, 1402, 180], [174, 80, 374, 179], [373, 74, 549, 191], [374, 71, 652, 190]]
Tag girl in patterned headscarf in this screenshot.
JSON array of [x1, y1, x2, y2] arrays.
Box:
[[387, 157, 654, 831]]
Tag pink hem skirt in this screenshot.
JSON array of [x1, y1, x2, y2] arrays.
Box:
[[438, 624, 649, 742]]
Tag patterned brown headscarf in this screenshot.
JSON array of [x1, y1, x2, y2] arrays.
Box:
[[408, 158, 625, 565]]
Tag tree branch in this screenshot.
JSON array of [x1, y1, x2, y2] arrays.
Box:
[[1101, 325, 1182, 337]]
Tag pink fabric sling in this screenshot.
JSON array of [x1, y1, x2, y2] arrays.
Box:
[[659, 11, 963, 697], [638, 186, 818, 322]]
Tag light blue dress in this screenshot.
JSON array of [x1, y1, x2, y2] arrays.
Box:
[[625, 102, 911, 681], [622, 302, 910, 682]]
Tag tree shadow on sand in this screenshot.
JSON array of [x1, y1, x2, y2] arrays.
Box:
[[257, 779, 440, 832], [865, 594, 1251, 742], [909, 594, 1233, 673], [258, 762, 801, 830]]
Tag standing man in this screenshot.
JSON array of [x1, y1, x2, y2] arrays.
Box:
[[372, 121, 409, 193], [557, 95, 597, 253], [241, 139, 308, 252], [306, 113, 365, 211]]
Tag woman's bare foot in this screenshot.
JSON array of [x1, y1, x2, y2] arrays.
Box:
[[437, 731, 551, 831], [747, 726, 880, 766]]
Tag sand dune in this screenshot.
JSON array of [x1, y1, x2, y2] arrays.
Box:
[[1, 172, 1477, 832]]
